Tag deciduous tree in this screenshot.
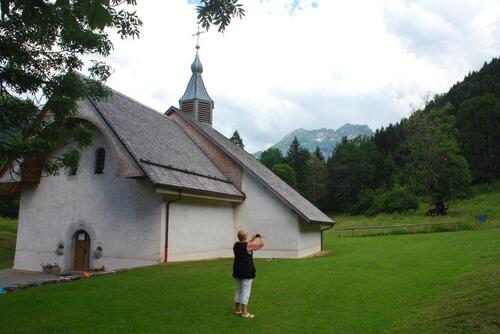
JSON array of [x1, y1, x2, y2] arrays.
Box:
[[406, 103, 471, 201], [259, 147, 283, 169], [272, 163, 297, 189]]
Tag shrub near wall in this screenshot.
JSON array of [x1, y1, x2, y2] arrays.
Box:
[[0, 196, 19, 218]]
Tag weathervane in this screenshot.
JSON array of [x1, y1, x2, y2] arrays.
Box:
[[192, 24, 206, 51]]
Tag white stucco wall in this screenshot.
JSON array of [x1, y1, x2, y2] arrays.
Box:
[[14, 124, 164, 272], [234, 172, 321, 258], [297, 218, 321, 257], [167, 197, 234, 262]]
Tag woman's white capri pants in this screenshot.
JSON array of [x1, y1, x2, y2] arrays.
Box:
[[234, 278, 253, 305]]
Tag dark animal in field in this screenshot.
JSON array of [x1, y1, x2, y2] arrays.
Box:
[[426, 201, 449, 216]]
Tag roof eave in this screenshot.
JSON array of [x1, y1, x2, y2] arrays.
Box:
[[154, 184, 245, 203], [308, 219, 335, 226]]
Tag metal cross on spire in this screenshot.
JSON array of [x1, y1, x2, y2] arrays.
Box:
[[192, 24, 206, 51]]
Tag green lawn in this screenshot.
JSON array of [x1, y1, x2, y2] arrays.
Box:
[[0, 229, 498, 333], [331, 182, 500, 232], [0, 218, 17, 269]]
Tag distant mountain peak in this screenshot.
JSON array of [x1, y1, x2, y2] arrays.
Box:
[[254, 124, 373, 159]]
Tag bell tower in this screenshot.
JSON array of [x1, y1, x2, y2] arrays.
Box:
[[179, 28, 214, 125]]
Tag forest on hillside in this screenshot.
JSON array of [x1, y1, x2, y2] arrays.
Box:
[[257, 57, 500, 216]]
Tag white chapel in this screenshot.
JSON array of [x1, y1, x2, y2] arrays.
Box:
[[0, 46, 333, 272]]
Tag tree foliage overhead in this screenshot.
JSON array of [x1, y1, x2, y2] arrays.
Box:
[[1, 0, 143, 175], [197, 0, 245, 33], [0, 0, 244, 177]]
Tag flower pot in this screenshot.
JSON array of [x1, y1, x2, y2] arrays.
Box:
[[42, 266, 60, 274]]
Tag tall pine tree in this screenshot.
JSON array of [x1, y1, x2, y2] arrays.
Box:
[[229, 130, 244, 149], [314, 146, 325, 162], [309, 152, 328, 209], [285, 137, 312, 198]]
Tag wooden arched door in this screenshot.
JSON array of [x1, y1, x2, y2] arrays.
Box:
[[73, 230, 90, 271]]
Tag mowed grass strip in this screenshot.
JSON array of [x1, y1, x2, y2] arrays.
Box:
[[0, 229, 498, 333]]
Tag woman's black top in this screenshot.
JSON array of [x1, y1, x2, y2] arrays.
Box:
[[233, 242, 256, 279]]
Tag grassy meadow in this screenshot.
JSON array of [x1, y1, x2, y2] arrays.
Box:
[[0, 229, 498, 333], [0, 184, 498, 333]]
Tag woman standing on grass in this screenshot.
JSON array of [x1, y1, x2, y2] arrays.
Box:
[[233, 230, 264, 318]]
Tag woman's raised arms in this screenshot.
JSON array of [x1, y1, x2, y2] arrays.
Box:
[[247, 235, 264, 251]]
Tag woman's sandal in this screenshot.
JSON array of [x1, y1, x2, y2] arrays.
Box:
[[241, 313, 255, 318], [234, 310, 242, 315]]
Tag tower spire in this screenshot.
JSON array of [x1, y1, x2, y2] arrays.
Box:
[[193, 24, 205, 51], [179, 26, 214, 125], [190, 25, 205, 74]]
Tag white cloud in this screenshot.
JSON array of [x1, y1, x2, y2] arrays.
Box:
[[94, 0, 500, 153]]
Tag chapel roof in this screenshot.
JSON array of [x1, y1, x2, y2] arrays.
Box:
[[87, 90, 243, 200], [166, 108, 334, 225]]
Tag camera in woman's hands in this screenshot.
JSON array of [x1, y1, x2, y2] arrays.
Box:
[[255, 234, 261, 238]]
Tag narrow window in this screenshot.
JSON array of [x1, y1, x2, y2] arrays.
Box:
[[94, 148, 105, 174]]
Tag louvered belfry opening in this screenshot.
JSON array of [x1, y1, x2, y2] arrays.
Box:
[[197, 101, 212, 124], [181, 101, 194, 115]]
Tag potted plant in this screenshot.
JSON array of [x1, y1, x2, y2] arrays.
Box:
[[41, 262, 60, 274]]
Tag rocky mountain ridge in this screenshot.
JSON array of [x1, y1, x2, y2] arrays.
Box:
[[254, 123, 373, 158]]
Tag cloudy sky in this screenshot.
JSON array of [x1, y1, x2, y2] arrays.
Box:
[[99, 0, 500, 153]]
